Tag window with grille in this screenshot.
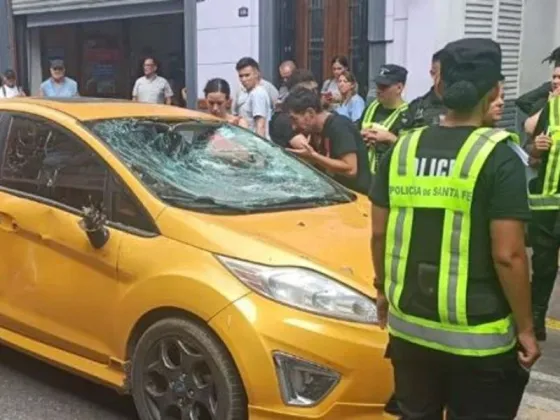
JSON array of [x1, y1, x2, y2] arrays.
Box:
[[463, 0, 524, 130]]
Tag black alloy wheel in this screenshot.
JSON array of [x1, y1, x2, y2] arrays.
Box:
[[131, 318, 248, 420]]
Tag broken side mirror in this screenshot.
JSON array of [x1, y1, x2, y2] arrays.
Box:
[[78, 199, 110, 249]]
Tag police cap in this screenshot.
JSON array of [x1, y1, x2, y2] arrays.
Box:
[[374, 64, 408, 86], [439, 38, 503, 110]]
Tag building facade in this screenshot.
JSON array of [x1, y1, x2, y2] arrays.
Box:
[[1, 0, 559, 122]]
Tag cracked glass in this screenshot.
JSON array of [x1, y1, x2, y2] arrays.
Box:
[[85, 118, 353, 212]]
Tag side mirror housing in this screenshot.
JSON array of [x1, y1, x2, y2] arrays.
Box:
[[79, 202, 110, 249]]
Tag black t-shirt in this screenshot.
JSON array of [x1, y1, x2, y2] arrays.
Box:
[[406, 88, 446, 129], [321, 114, 371, 194], [269, 111, 294, 148], [370, 126, 530, 325]]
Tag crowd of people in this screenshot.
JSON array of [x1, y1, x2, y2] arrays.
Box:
[[2, 38, 560, 419]]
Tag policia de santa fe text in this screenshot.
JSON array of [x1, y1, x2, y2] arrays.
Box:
[[370, 38, 541, 419]]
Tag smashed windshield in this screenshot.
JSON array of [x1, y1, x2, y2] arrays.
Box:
[[85, 118, 354, 212]]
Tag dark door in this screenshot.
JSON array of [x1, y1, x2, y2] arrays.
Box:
[[285, 0, 368, 89], [276, 0, 297, 86]]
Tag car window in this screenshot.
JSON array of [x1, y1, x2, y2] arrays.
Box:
[[86, 118, 355, 214], [0, 115, 107, 211], [109, 174, 157, 233]]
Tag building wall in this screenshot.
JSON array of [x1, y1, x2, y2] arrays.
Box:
[[196, 0, 259, 97], [17, 0, 260, 98], [383, 0, 465, 101], [0, 0, 14, 70], [518, 0, 560, 96]]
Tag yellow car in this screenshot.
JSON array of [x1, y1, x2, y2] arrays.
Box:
[[0, 98, 394, 420]]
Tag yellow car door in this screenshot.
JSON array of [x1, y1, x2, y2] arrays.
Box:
[[0, 114, 41, 332], [0, 113, 124, 363]]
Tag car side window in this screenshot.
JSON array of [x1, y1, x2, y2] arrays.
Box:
[[108, 175, 158, 234], [0, 115, 107, 211]]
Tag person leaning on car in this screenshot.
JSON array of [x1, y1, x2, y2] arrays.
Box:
[[269, 69, 317, 148], [370, 37, 540, 419]]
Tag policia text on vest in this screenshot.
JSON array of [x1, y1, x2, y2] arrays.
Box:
[[384, 127, 516, 356]]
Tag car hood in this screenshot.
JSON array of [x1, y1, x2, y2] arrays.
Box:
[[156, 196, 375, 295]]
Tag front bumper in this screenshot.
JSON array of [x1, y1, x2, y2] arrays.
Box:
[[209, 292, 395, 419]]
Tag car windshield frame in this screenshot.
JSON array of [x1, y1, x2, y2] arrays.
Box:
[[83, 117, 356, 214]]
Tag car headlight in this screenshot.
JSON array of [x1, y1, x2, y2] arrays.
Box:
[[217, 256, 378, 324]]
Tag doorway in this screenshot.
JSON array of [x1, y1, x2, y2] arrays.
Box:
[[277, 0, 369, 95]]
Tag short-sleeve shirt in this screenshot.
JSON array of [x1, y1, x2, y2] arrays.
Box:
[[371, 125, 530, 362], [0, 85, 23, 98], [336, 94, 366, 122], [321, 78, 341, 111], [40, 77, 79, 98], [406, 88, 446, 129], [370, 126, 530, 296], [132, 75, 173, 104], [233, 85, 272, 138], [260, 79, 280, 106], [269, 111, 295, 148], [319, 114, 371, 193]]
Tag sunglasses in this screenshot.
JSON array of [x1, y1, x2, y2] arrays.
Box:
[[52, 67, 64, 71]]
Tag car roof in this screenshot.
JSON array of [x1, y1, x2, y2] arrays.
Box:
[[0, 97, 220, 122]]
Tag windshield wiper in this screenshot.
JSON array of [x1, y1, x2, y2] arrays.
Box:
[[161, 195, 256, 213], [265, 194, 352, 209]]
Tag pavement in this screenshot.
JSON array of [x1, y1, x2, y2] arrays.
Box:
[[0, 277, 558, 419]]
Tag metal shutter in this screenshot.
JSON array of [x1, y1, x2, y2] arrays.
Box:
[[11, 0, 173, 15], [463, 0, 524, 131], [464, 0, 495, 37], [495, 0, 523, 130]]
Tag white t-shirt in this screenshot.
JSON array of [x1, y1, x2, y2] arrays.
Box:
[[0, 85, 22, 98], [232, 85, 272, 138]]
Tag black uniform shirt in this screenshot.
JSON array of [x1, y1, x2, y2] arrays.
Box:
[[370, 126, 530, 361], [406, 88, 447, 129], [516, 82, 550, 116], [370, 126, 530, 325]]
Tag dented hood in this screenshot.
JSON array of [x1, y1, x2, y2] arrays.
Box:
[[156, 196, 375, 290]]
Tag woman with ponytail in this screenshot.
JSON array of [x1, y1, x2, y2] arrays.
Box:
[[370, 37, 537, 419]]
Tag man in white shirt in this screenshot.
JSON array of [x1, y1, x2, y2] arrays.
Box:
[[132, 57, 173, 105], [0, 69, 26, 99], [232, 57, 272, 138]]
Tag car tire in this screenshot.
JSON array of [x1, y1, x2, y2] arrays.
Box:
[[131, 317, 248, 420]]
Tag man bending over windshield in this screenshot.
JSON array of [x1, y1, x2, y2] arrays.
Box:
[[283, 86, 371, 194]]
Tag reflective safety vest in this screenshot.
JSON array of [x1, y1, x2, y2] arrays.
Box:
[[528, 96, 560, 210], [385, 127, 517, 357], [361, 100, 409, 174]]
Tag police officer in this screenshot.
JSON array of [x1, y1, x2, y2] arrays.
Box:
[[358, 64, 409, 174], [516, 46, 560, 121], [526, 75, 560, 341], [407, 50, 447, 128], [370, 38, 540, 419]]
